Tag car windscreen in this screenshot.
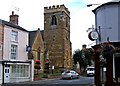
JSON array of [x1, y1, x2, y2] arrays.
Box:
[[65, 71, 70, 73], [87, 68, 94, 71]]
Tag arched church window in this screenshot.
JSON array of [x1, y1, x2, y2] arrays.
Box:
[[51, 15, 57, 25], [37, 47, 40, 60]]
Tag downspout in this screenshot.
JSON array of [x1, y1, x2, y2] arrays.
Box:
[[2, 24, 4, 84], [2, 61, 4, 84]]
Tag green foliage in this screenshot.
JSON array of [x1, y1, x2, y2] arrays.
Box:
[[73, 48, 94, 74], [83, 48, 94, 66], [73, 48, 94, 66], [73, 49, 82, 64], [40, 73, 48, 78], [44, 63, 49, 69]]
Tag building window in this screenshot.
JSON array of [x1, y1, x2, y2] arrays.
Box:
[[66, 17, 68, 27], [11, 65, 29, 77], [37, 52, 40, 60], [53, 35, 55, 41], [11, 30, 18, 42], [51, 15, 57, 25], [11, 45, 17, 59], [53, 39, 55, 41], [37, 47, 40, 60], [0, 65, 1, 79]]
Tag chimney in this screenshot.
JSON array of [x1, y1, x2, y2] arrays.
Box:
[[9, 11, 19, 25], [82, 44, 86, 48], [82, 44, 87, 50]]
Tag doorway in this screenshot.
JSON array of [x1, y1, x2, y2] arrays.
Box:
[[4, 64, 10, 83], [113, 53, 120, 82]]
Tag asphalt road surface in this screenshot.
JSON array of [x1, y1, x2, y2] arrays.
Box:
[[2, 76, 94, 86]]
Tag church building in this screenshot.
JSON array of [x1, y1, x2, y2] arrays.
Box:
[[29, 4, 72, 73], [44, 4, 72, 69]]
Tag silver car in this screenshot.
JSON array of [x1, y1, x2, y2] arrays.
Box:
[[61, 70, 79, 79]]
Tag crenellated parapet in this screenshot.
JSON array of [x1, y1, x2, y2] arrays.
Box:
[[44, 4, 70, 16]]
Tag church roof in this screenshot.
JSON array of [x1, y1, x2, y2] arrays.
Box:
[[29, 30, 44, 47]]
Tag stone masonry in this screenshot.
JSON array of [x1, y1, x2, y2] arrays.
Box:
[[44, 4, 72, 69]]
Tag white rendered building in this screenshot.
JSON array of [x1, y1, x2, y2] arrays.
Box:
[[0, 11, 34, 84]]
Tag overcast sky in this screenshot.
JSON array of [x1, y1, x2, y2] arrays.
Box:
[[0, 0, 112, 53]]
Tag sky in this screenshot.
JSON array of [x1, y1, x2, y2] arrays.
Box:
[[0, 0, 112, 53]]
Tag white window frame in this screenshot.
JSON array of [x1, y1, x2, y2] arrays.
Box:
[[11, 64, 30, 78], [11, 45, 17, 60], [11, 30, 18, 42], [0, 65, 1, 79]]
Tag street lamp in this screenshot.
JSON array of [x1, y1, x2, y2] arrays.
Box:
[[87, 4, 100, 7]]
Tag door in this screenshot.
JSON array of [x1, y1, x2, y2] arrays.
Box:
[[4, 65, 10, 83], [115, 57, 120, 82], [71, 71, 76, 78]]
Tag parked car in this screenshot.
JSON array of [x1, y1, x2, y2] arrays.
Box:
[[86, 66, 95, 77], [61, 70, 79, 79]]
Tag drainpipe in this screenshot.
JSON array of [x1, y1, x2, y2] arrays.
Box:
[[2, 61, 4, 84], [1, 24, 4, 84]]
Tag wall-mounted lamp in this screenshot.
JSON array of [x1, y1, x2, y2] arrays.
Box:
[[26, 45, 31, 52]]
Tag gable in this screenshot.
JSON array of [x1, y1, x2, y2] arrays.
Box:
[[33, 30, 44, 50], [29, 30, 44, 51]]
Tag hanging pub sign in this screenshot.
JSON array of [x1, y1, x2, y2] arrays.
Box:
[[88, 31, 99, 41]]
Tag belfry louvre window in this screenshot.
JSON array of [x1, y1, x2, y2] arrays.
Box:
[[51, 15, 57, 25], [66, 17, 68, 27]]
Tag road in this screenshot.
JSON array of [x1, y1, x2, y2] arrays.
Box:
[[2, 76, 94, 86]]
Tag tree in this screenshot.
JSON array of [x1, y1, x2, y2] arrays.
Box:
[[73, 48, 94, 74], [81, 48, 94, 73], [84, 48, 94, 66], [73, 49, 82, 65]]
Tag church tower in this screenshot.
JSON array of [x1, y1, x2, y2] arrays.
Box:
[[44, 4, 72, 69]]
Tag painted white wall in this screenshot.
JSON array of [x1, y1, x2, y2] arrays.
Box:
[[30, 59, 34, 81], [3, 25, 28, 61], [3, 26, 11, 60], [0, 64, 2, 84], [111, 0, 120, 2], [95, 4, 119, 43], [18, 29, 28, 61]]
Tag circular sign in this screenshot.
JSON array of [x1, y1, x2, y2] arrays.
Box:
[[88, 31, 99, 41]]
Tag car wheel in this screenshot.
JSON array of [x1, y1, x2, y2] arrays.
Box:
[[70, 76, 73, 80], [77, 75, 79, 79], [87, 74, 89, 77]]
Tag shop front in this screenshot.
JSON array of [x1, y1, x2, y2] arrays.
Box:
[[92, 42, 120, 86], [2, 60, 33, 84]]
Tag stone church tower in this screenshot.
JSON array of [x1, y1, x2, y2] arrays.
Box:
[[44, 4, 72, 69]]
